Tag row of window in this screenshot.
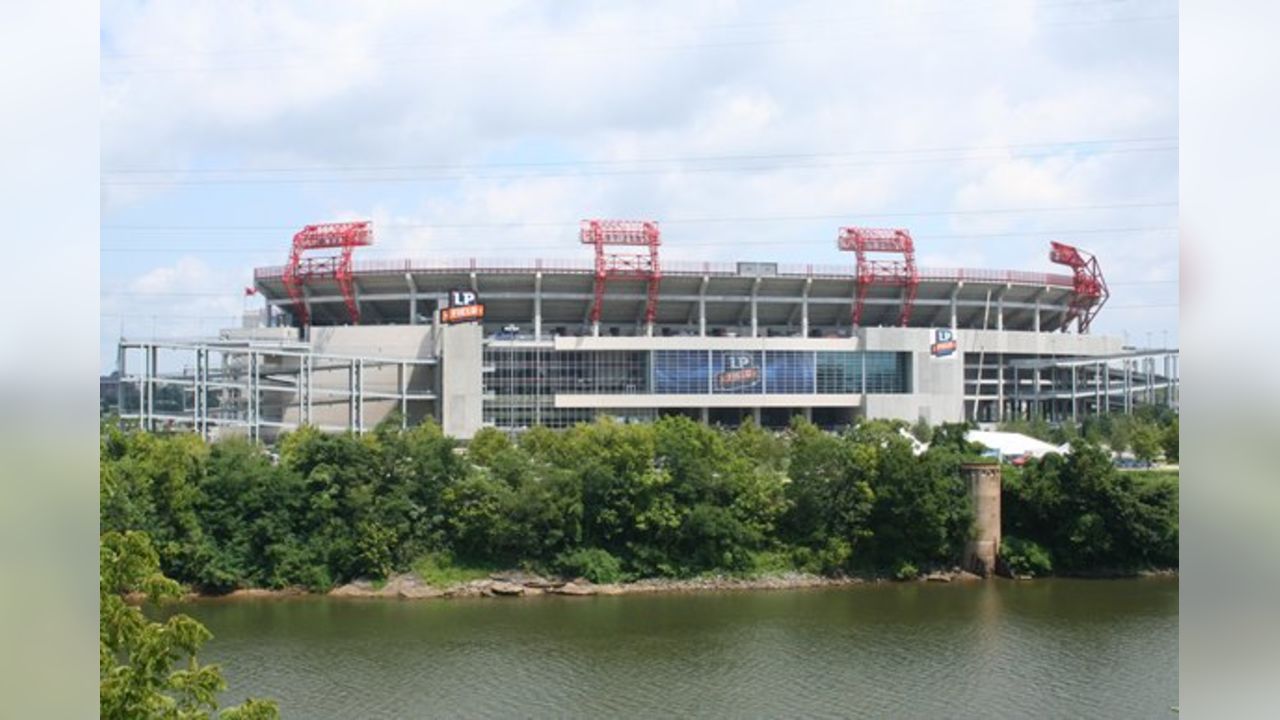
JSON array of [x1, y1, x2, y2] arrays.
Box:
[[483, 348, 911, 397]]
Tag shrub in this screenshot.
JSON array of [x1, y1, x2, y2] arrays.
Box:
[[412, 551, 491, 587], [1001, 536, 1054, 577], [894, 561, 920, 581], [555, 547, 624, 584]]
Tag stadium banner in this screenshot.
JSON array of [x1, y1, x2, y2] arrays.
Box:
[[930, 328, 958, 359], [440, 289, 485, 325], [712, 350, 763, 394]]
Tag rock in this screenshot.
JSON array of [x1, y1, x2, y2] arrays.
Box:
[[551, 582, 597, 596], [329, 581, 376, 597], [384, 574, 442, 599], [443, 579, 492, 598], [490, 581, 525, 596], [924, 572, 952, 583], [952, 571, 983, 583]]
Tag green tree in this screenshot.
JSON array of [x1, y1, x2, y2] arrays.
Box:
[[100, 530, 278, 719], [1130, 422, 1163, 464], [1161, 417, 1179, 463]]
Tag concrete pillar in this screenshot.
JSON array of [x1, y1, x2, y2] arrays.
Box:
[[996, 284, 1008, 331], [534, 272, 543, 340], [996, 355, 1004, 423], [698, 275, 708, 337], [962, 463, 1002, 577], [437, 323, 484, 439], [700, 407, 709, 424], [1071, 364, 1078, 424], [801, 278, 811, 337], [750, 277, 760, 338]]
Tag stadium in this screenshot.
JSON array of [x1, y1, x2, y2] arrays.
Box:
[[114, 219, 1178, 440]]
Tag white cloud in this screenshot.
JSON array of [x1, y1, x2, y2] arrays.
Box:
[[100, 0, 1178, 363]]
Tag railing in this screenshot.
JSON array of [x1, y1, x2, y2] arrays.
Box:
[[254, 258, 1075, 287]]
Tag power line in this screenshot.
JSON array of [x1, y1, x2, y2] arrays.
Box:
[[104, 135, 1176, 175], [101, 145, 1176, 186], [101, 201, 1179, 235], [100, 225, 1179, 254]]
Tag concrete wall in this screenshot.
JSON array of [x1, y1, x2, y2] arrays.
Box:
[[437, 323, 484, 439], [268, 325, 437, 432], [861, 327, 964, 424]]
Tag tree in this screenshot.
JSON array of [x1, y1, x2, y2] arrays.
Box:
[[1130, 422, 1163, 465], [100, 530, 278, 719], [1161, 417, 1179, 463]]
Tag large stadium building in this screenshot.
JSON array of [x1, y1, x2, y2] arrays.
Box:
[[114, 220, 1178, 440]]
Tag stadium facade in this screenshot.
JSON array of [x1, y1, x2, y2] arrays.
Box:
[[114, 220, 1178, 440]]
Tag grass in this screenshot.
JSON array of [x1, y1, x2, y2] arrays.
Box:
[[411, 552, 495, 588], [1126, 469, 1179, 488]]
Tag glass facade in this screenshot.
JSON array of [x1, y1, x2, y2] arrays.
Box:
[[484, 345, 910, 428]]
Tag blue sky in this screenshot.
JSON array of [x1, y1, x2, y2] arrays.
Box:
[[100, 0, 1179, 371]]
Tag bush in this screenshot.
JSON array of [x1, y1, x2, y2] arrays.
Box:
[[894, 561, 920, 581], [1001, 536, 1053, 577], [554, 547, 624, 584], [411, 551, 492, 587]]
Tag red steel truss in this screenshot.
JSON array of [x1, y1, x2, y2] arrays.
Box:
[[282, 220, 374, 327], [838, 227, 919, 327], [1049, 241, 1109, 334], [579, 219, 662, 325]]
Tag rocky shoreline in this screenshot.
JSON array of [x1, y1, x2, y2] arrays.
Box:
[[180, 568, 991, 603], [129, 566, 1176, 604]]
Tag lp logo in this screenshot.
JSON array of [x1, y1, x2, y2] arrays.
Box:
[[450, 290, 478, 307]]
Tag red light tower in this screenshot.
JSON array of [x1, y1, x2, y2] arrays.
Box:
[[580, 219, 662, 328], [838, 227, 919, 327], [1049, 241, 1109, 334], [282, 220, 373, 327]]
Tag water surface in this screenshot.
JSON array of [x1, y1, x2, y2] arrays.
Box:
[[179, 578, 1178, 718]]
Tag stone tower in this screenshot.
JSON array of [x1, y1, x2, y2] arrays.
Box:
[[962, 462, 1002, 577]]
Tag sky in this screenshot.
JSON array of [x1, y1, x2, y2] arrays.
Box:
[[99, 0, 1179, 371]]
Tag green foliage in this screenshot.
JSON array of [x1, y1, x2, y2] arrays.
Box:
[[1161, 418, 1179, 463], [1001, 536, 1053, 577], [100, 414, 1178, 595], [554, 547, 624, 584], [410, 551, 493, 587], [909, 417, 934, 444], [1130, 422, 1163, 464], [1003, 441, 1178, 573], [894, 561, 920, 581], [100, 531, 278, 719]]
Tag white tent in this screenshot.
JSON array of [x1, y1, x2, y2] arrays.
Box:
[[965, 430, 1069, 459]]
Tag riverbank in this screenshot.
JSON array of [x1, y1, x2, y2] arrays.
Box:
[[132, 566, 1177, 604], [167, 568, 984, 603]]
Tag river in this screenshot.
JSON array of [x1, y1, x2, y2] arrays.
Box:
[[176, 577, 1178, 718]]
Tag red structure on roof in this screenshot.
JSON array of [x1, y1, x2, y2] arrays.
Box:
[[580, 219, 662, 326], [283, 221, 374, 327], [838, 227, 920, 327], [1049, 241, 1109, 334]]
